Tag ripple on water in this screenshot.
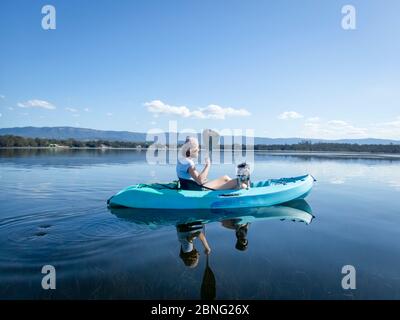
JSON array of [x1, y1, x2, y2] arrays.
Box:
[[77, 219, 147, 240], [0, 205, 156, 272]]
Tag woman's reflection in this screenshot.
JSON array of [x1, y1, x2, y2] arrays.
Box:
[[176, 221, 211, 268], [176, 221, 216, 299]]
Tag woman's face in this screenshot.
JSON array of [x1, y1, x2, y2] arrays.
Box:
[[191, 145, 199, 158]]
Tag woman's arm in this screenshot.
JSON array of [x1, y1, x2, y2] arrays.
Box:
[[189, 157, 210, 185], [198, 232, 211, 254]]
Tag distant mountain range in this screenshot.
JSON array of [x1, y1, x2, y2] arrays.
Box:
[[0, 126, 399, 145]]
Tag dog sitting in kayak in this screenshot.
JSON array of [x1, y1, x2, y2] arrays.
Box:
[[177, 136, 251, 191], [236, 162, 251, 190]]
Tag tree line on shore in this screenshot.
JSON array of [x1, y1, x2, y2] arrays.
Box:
[[0, 135, 399, 153], [253, 141, 400, 153], [0, 135, 150, 148]]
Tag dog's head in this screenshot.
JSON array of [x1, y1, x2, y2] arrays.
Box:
[[237, 162, 251, 181]]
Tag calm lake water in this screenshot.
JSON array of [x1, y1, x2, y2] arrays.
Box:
[[1, 149, 400, 300]]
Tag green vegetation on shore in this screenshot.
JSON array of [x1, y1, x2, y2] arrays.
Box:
[[0, 135, 149, 148], [0, 135, 399, 153], [253, 141, 400, 153]]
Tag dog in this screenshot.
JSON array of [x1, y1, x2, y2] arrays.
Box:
[[236, 162, 251, 189]]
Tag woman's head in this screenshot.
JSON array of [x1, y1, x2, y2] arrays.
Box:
[[181, 136, 199, 159], [179, 247, 200, 268]]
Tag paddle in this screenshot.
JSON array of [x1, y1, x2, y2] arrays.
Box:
[[200, 225, 216, 300]]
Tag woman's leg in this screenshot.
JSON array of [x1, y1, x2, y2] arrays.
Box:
[[203, 175, 240, 190]]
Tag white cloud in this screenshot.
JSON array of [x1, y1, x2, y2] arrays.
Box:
[[278, 111, 304, 120], [145, 100, 190, 117], [17, 99, 56, 110], [301, 116, 400, 140], [375, 117, 400, 128], [106, 112, 113, 116], [0, 113, 2, 117], [0, 95, 5, 99], [200, 104, 251, 119], [307, 117, 320, 122], [65, 107, 78, 113], [144, 100, 251, 120], [83, 108, 90, 112], [371, 116, 400, 139], [303, 118, 368, 139], [327, 120, 348, 126], [8, 107, 14, 111]]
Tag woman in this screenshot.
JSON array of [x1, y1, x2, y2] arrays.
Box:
[[176, 136, 243, 190]]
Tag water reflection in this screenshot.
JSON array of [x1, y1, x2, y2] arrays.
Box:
[[2, 149, 400, 299], [176, 222, 215, 299], [0, 149, 147, 168], [3, 149, 400, 191], [2, 149, 399, 169], [201, 254, 216, 300], [109, 199, 314, 228], [221, 219, 249, 251], [177, 221, 210, 268], [109, 200, 313, 300]]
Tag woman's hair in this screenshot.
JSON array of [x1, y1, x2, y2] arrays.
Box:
[[181, 136, 199, 158], [179, 247, 200, 268]]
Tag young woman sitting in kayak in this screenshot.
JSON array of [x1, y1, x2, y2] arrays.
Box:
[[177, 136, 247, 190]]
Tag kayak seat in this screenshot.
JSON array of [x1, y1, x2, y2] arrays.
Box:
[[179, 178, 204, 191], [251, 180, 271, 188]]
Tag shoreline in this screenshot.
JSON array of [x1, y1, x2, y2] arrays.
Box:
[[1, 147, 400, 159]]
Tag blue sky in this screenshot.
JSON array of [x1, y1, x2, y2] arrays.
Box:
[[0, 0, 399, 139]]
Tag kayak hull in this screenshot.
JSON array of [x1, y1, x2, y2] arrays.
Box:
[[107, 174, 314, 210]]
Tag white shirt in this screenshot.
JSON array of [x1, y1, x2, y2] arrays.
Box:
[[176, 157, 195, 180]]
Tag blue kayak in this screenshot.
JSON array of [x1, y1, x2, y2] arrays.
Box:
[[107, 174, 314, 209]]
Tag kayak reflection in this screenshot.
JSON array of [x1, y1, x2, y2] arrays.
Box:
[[217, 199, 314, 251], [109, 200, 314, 299], [108, 199, 314, 229]]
